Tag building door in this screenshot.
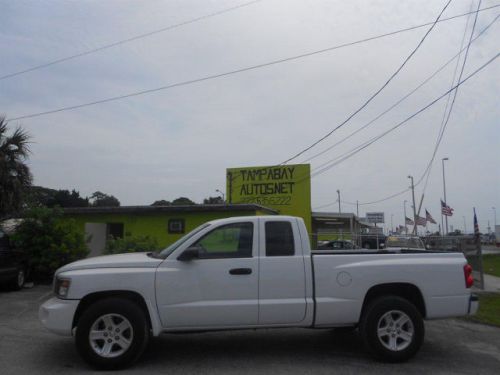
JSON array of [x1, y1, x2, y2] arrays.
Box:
[[84, 223, 107, 257]]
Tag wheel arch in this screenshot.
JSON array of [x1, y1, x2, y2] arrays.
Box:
[[361, 283, 426, 319], [73, 291, 153, 331]]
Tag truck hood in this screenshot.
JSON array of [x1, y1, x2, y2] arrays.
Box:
[[57, 252, 163, 273]]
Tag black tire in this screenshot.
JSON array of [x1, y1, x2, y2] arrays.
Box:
[[10, 267, 26, 291], [75, 298, 149, 370], [359, 296, 424, 362]]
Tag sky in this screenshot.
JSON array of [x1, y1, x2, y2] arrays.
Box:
[[1, 0, 499, 233]]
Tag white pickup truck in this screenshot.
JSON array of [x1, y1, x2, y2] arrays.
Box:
[[39, 216, 477, 369]]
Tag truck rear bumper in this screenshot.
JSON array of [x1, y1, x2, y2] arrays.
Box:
[[468, 294, 479, 315], [39, 297, 79, 336]]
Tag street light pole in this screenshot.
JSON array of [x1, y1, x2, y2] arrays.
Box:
[[463, 216, 466, 234], [391, 214, 394, 234], [493, 207, 497, 230], [442, 157, 449, 235], [408, 175, 417, 235], [404, 200, 408, 234], [215, 189, 225, 203], [337, 190, 341, 213]]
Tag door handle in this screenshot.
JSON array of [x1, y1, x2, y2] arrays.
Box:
[[229, 268, 252, 275]]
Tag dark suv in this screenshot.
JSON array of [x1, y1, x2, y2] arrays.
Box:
[[0, 230, 28, 290]]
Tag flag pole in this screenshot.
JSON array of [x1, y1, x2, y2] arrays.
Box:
[[408, 176, 417, 235], [474, 208, 484, 290]]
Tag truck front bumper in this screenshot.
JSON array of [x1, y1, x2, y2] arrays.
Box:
[[468, 294, 479, 315], [39, 297, 79, 336]]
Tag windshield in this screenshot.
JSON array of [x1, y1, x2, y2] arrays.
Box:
[[159, 223, 211, 258], [386, 236, 425, 249]]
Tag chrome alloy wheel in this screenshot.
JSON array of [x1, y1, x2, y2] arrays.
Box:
[[88, 314, 134, 358], [377, 310, 414, 352]]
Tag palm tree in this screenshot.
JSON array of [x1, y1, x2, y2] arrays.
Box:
[[0, 116, 32, 218]]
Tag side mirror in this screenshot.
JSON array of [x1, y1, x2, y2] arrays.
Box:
[[177, 247, 200, 261]]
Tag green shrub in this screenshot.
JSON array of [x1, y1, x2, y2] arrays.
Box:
[[11, 207, 89, 280], [104, 235, 159, 255]]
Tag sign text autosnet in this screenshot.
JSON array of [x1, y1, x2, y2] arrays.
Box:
[[236, 166, 296, 206]]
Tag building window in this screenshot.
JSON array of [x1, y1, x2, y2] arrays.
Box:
[[168, 219, 185, 234], [107, 223, 124, 239]]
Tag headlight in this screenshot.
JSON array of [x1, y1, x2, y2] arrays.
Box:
[[54, 277, 71, 298]]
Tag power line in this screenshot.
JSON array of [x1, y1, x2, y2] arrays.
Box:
[[6, 4, 499, 122], [311, 51, 498, 177], [0, 0, 263, 81], [309, 52, 499, 207], [231, 12, 499, 200], [301, 14, 498, 165], [313, 187, 412, 210], [279, 0, 454, 165], [417, 0, 483, 190]]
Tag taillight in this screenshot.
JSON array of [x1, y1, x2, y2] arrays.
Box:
[[464, 264, 473, 288]]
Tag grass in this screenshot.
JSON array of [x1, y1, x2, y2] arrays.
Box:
[[482, 254, 500, 277], [466, 293, 500, 327]]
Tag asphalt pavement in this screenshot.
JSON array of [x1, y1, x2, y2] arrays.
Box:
[[1, 285, 499, 374]]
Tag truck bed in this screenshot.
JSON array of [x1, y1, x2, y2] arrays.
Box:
[[310, 251, 470, 326]]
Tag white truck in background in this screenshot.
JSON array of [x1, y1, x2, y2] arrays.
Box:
[[40, 216, 477, 369]]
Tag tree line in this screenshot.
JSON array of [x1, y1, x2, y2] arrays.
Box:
[[1, 117, 225, 219]]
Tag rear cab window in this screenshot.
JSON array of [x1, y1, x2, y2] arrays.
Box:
[[265, 221, 295, 256]]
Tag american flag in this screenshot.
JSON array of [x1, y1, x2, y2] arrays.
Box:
[[426, 209, 437, 224], [416, 215, 427, 226], [405, 217, 414, 225], [473, 208, 480, 238], [441, 200, 454, 216]]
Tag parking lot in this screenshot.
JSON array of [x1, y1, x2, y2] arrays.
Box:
[[1, 285, 499, 374]]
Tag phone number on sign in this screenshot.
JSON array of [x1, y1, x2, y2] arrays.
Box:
[[239, 196, 292, 206]]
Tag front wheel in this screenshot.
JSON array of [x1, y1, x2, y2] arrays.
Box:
[[360, 296, 424, 362], [75, 298, 149, 370]]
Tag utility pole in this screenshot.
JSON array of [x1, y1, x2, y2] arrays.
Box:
[[227, 172, 233, 204], [356, 200, 359, 217], [391, 214, 394, 234], [337, 190, 341, 213], [442, 157, 449, 235], [408, 175, 417, 235], [463, 216, 466, 234], [404, 200, 408, 234]]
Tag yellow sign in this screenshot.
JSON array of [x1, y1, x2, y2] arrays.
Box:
[[226, 164, 311, 232]]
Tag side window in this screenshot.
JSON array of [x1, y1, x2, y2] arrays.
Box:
[[193, 222, 253, 259], [265, 221, 295, 257]]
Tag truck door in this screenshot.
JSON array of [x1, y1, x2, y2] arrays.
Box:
[[258, 218, 307, 325], [155, 220, 259, 328]]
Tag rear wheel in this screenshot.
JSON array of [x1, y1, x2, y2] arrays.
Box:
[[75, 298, 149, 370], [10, 267, 25, 290], [360, 296, 424, 362]]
